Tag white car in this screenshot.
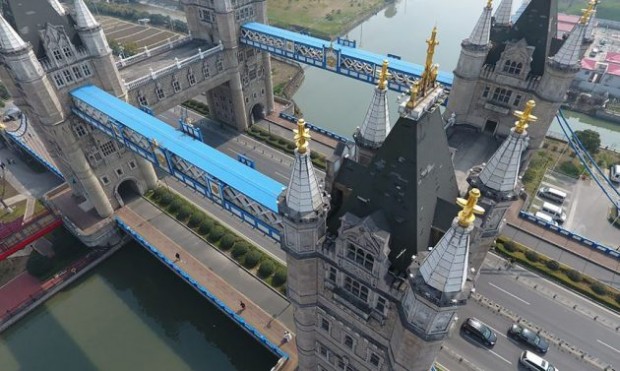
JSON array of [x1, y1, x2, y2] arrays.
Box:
[[519, 350, 558, 371]]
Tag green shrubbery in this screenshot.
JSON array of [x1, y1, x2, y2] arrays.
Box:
[[545, 260, 560, 271], [566, 269, 582, 282], [246, 126, 327, 169], [26, 251, 53, 278], [182, 100, 210, 116], [147, 187, 288, 291]]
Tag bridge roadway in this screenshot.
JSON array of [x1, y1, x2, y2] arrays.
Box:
[[155, 110, 619, 370], [116, 198, 296, 370]]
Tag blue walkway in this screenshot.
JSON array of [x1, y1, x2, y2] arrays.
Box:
[[70, 85, 285, 213], [240, 22, 453, 92]]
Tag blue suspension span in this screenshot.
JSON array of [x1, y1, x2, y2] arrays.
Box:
[[240, 22, 453, 92], [555, 111, 620, 208]]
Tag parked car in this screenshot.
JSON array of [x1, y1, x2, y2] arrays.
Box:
[[460, 318, 496, 347], [508, 324, 549, 354], [519, 350, 558, 371], [610, 164, 620, 184], [537, 186, 567, 204]]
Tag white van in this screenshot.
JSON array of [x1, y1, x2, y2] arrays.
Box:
[[538, 187, 567, 204], [610, 164, 620, 184], [541, 202, 567, 224], [520, 350, 558, 371], [534, 212, 558, 226]]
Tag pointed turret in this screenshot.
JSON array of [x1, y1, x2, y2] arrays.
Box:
[[283, 119, 325, 218], [464, 0, 493, 48], [0, 15, 27, 53], [475, 100, 537, 193], [584, 0, 598, 43], [419, 189, 484, 294], [493, 0, 513, 26], [48, 0, 66, 15], [549, 9, 590, 70], [354, 60, 391, 165], [74, 0, 100, 30]]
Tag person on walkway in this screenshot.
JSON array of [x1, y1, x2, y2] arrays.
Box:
[[282, 330, 293, 344], [240, 300, 246, 310], [174, 253, 181, 263]]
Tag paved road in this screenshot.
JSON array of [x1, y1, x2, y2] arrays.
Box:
[[502, 224, 620, 290], [438, 253, 619, 371]]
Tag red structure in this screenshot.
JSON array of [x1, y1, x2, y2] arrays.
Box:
[[0, 212, 63, 261]]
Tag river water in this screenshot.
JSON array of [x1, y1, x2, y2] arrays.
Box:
[[0, 244, 277, 371]]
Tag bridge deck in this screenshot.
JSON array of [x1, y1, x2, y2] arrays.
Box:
[[116, 205, 297, 370], [70, 85, 284, 212], [119, 40, 211, 82]]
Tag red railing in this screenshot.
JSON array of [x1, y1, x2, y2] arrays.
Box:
[[0, 211, 63, 261]]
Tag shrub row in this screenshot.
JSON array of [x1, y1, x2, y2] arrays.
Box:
[[494, 238, 620, 311], [148, 187, 288, 289], [182, 100, 210, 116], [247, 125, 327, 169]]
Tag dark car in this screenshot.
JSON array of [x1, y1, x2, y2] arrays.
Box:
[[508, 324, 549, 354], [460, 318, 497, 347]]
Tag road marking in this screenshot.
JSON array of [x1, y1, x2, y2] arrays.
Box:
[[597, 339, 620, 354], [274, 171, 289, 181], [489, 350, 512, 364], [487, 325, 507, 338], [489, 282, 531, 305]]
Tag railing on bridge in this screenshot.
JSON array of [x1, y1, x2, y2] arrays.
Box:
[[240, 22, 453, 93], [71, 85, 283, 241], [4, 131, 63, 180], [115, 35, 193, 70], [124, 43, 224, 90], [279, 112, 350, 144]]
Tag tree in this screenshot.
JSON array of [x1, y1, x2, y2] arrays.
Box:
[[574, 129, 601, 154]]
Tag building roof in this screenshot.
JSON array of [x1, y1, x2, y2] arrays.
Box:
[[74, 0, 100, 30], [465, 2, 493, 47], [284, 147, 325, 217], [476, 127, 527, 193], [329, 107, 459, 272], [356, 86, 390, 148], [606, 52, 620, 64], [580, 53, 620, 77], [0, 15, 26, 52], [70, 85, 285, 212], [550, 21, 587, 68], [494, 0, 513, 26], [487, 0, 558, 76], [557, 14, 580, 38]]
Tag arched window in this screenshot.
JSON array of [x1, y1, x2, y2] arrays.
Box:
[[346, 244, 374, 271], [344, 276, 369, 302], [492, 88, 512, 104], [503, 60, 523, 75], [503, 60, 511, 72]]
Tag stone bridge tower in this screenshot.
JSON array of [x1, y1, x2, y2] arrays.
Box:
[[0, 0, 157, 218], [182, 0, 274, 130]]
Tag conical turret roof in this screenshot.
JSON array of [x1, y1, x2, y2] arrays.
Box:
[[74, 0, 100, 30], [494, 0, 513, 25], [550, 17, 588, 68], [465, 1, 493, 47], [0, 15, 27, 52]]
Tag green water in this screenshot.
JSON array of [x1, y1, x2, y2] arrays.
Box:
[[0, 244, 277, 371]]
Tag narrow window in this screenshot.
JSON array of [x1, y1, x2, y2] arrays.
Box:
[[82, 64, 92, 76], [63, 69, 74, 83], [53, 49, 63, 61], [321, 318, 330, 332], [62, 46, 73, 58], [482, 86, 490, 98], [344, 335, 354, 349], [100, 176, 110, 185], [370, 353, 381, 367], [72, 66, 83, 80]]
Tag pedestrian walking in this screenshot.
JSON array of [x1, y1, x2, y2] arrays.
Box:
[[174, 252, 181, 263], [240, 300, 246, 310], [282, 330, 293, 344]]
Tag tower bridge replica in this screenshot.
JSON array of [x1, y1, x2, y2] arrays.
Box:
[[0, 0, 599, 370]]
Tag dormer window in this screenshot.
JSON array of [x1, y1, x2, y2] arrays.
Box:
[[346, 243, 374, 271], [63, 46, 73, 58], [502, 60, 522, 75], [53, 49, 63, 61]]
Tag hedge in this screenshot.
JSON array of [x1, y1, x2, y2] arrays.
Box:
[[220, 234, 237, 250], [198, 220, 213, 235], [208, 226, 225, 243], [258, 260, 275, 278], [188, 214, 204, 229], [177, 205, 192, 221], [243, 249, 262, 269], [168, 199, 182, 213], [272, 267, 287, 287], [545, 260, 560, 271], [232, 243, 249, 259]]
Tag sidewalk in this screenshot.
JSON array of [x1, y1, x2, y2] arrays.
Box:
[[117, 199, 297, 370]]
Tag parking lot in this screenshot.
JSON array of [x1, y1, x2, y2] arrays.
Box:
[[527, 169, 620, 248]]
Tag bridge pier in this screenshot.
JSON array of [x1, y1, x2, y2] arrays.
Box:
[[262, 53, 274, 114], [135, 156, 158, 190], [230, 72, 249, 131]]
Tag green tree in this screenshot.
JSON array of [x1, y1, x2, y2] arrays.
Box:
[[574, 129, 601, 154]]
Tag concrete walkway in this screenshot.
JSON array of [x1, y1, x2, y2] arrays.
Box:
[[118, 199, 297, 369]]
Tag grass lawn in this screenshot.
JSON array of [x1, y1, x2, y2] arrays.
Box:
[[0, 199, 26, 223], [267, 0, 388, 39], [0, 179, 18, 199]]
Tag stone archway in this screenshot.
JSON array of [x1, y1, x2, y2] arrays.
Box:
[[115, 178, 141, 207], [250, 103, 265, 126]]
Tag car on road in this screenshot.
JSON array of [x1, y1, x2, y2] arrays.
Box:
[[507, 324, 549, 354], [519, 350, 558, 371], [460, 318, 496, 347], [610, 164, 620, 184], [537, 187, 567, 204]]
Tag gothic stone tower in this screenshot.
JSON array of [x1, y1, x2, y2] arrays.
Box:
[[182, 0, 274, 130], [446, 0, 588, 149], [0, 0, 157, 217]]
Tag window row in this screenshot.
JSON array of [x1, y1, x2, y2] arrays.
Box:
[[346, 243, 374, 271], [326, 267, 389, 315], [199, 8, 214, 23], [502, 60, 523, 75], [99, 160, 137, 185], [141, 70, 200, 106], [52, 46, 74, 62], [482, 86, 523, 107], [317, 339, 383, 370], [52, 63, 92, 89], [235, 5, 255, 22]]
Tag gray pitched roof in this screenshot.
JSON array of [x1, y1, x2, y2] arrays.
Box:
[[476, 127, 527, 192], [284, 149, 325, 217], [494, 0, 513, 25], [355, 86, 390, 149], [550, 20, 587, 69], [0, 14, 26, 52], [465, 2, 493, 47], [74, 0, 100, 30]]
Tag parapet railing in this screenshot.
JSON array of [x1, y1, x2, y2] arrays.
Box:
[[518, 211, 620, 261], [5, 132, 64, 179], [124, 43, 224, 91], [279, 112, 350, 144], [115, 35, 193, 70], [115, 217, 290, 362]]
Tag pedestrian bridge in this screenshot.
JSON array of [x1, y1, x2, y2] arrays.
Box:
[[240, 22, 454, 92], [70, 85, 284, 240]]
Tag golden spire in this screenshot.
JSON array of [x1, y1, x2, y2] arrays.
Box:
[[377, 60, 391, 90], [486, 0, 493, 9], [294, 118, 311, 154], [513, 100, 538, 134], [456, 188, 485, 227], [579, 5, 594, 24], [406, 81, 420, 110], [421, 27, 439, 95]]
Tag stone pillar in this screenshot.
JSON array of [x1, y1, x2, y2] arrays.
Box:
[[135, 156, 158, 190], [262, 52, 274, 114], [229, 73, 248, 130]]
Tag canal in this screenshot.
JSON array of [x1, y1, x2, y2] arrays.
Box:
[[0, 243, 277, 371]]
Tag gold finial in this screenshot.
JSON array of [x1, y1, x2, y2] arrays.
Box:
[[0, 122, 5, 131], [377, 60, 391, 90], [456, 188, 485, 227], [421, 27, 439, 95], [579, 6, 594, 24], [294, 118, 311, 154], [406, 81, 420, 109], [513, 100, 538, 134], [429, 64, 439, 89], [486, 0, 493, 9]]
